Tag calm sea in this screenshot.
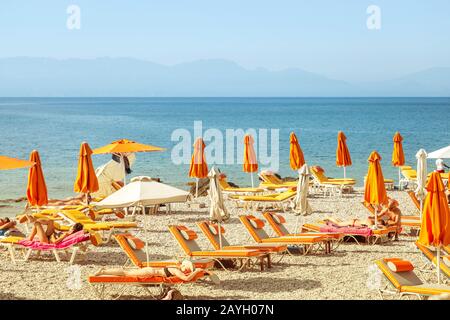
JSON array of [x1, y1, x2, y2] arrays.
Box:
[[1, 97, 449, 203]]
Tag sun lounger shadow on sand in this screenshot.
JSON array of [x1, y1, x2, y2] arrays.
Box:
[[221, 277, 322, 293]]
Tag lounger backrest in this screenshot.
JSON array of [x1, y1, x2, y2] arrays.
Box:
[[197, 221, 231, 250], [275, 190, 297, 201], [407, 191, 421, 211], [218, 178, 231, 189], [238, 215, 270, 242], [115, 233, 148, 267], [310, 166, 328, 183], [402, 169, 417, 180], [168, 225, 202, 255], [263, 212, 290, 236], [375, 259, 423, 288]]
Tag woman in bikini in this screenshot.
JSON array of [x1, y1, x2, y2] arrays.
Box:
[[23, 215, 84, 244], [323, 216, 383, 228], [94, 260, 220, 284]]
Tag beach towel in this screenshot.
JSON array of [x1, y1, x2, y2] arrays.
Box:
[[319, 223, 373, 237], [17, 231, 89, 250]]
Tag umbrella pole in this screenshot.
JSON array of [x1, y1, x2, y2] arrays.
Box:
[[343, 166, 346, 179], [419, 199, 423, 221], [437, 246, 441, 284], [85, 192, 89, 205], [398, 167, 402, 190], [122, 154, 127, 185], [218, 221, 222, 249], [251, 172, 254, 188], [142, 204, 150, 264], [195, 178, 199, 198], [374, 207, 378, 229]]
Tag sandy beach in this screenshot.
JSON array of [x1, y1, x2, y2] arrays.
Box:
[[0, 187, 431, 300]]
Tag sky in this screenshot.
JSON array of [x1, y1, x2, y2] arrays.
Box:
[[0, 0, 449, 82]]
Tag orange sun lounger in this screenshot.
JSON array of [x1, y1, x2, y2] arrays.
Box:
[[238, 215, 333, 254], [375, 258, 450, 299], [88, 270, 209, 300], [415, 241, 450, 279], [302, 221, 397, 245], [168, 225, 270, 271], [197, 221, 287, 256], [114, 233, 214, 269], [262, 211, 343, 241]]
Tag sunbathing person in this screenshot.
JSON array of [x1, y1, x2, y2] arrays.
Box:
[[94, 260, 220, 284], [323, 216, 383, 228], [24, 215, 84, 244], [0, 218, 24, 237], [377, 198, 401, 240]]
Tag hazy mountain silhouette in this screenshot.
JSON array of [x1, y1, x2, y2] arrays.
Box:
[[0, 57, 448, 96]]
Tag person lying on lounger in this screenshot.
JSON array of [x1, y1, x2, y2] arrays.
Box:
[[0, 218, 24, 237], [22, 215, 84, 244], [377, 198, 401, 240], [323, 216, 383, 228], [93, 260, 220, 284]]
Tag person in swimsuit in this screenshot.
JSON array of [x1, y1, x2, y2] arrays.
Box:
[[0, 218, 24, 237], [323, 216, 386, 229], [93, 260, 220, 284], [378, 198, 402, 240], [23, 215, 84, 244]]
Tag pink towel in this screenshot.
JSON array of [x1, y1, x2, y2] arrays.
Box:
[[18, 231, 90, 250], [319, 223, 373, 237]]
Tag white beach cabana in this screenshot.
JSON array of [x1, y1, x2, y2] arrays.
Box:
[[427, 145, 450, 159], [96, 180, 189, 261]]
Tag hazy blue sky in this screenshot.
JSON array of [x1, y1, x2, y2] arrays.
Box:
[[0, 1, 449, 82]]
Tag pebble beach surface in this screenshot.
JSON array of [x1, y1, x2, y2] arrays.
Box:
[[0, 188, 432, 300]]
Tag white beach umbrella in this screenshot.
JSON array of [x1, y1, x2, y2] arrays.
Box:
[[96, 180, 189, 262], [293, 164, 313, 233], [427, 146, 450, 159], [208, 167, 230, 249], [415, 149, 428, 219]]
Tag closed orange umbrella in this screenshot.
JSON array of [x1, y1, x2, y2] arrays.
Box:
[[336, 131, 352, 179], [26, 150, 48, 207], [364, 151, 388, 227], [392, 132, 405, 189], [243, 134, 258, 187], [0, 155, 34, 170], [93, 139, 165, 184], [74, 142, 99, 203], [418, 172, 450, 283], [189, 138, 208, 197], [289, 132, 305, 171]]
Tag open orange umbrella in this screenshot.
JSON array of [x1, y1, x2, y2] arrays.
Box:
[[74, 142, 99, 203], [418, 172, 450, 283], [93, 139, 165, 184], [0, 155, 34, 170], [189, 138, 208, 197], [392, 132, 405, 189], [26, 150, 48, 207], [289, 132, 305, 171], [336, 131, 352, 179], [243, 134, 258, 187], [364, 151, 388, 227]]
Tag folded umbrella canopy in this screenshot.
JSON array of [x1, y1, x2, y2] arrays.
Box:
[[336, 131, 352, 179], [415, 149, 428, 219], [243, 134, 258, 187], [418, 172, 450, 284], [289, 132, 305, 171], [189, 138, 208, 197], [208, 167, 230, 249], [74, 142, 99, 204], [293, 164, 313, 232], [364, 151, 388, 228], [93, 139, 165, 184], [26, 150, 48, 207], [0, 155, 34, 170], [392, 132, 405, 189]]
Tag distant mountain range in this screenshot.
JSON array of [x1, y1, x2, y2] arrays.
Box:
[[0, 57, 449, 97]]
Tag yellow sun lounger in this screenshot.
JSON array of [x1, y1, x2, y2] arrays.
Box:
[[218, 176, 265, 195], [168, 225, 270, 271], [114, 233, 214, 269], [375, 258, 450, 299], [258, 172, 298, 189], [310, 166, 355, 196], [231, 189, 297, 213], [239, 215, 333, 255], [197, 221, 288, 256]]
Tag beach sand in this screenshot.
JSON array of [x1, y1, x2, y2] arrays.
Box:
[[0, 188, 431, 300]]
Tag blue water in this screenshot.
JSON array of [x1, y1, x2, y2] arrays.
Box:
[[0, 97, 449, 201]]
